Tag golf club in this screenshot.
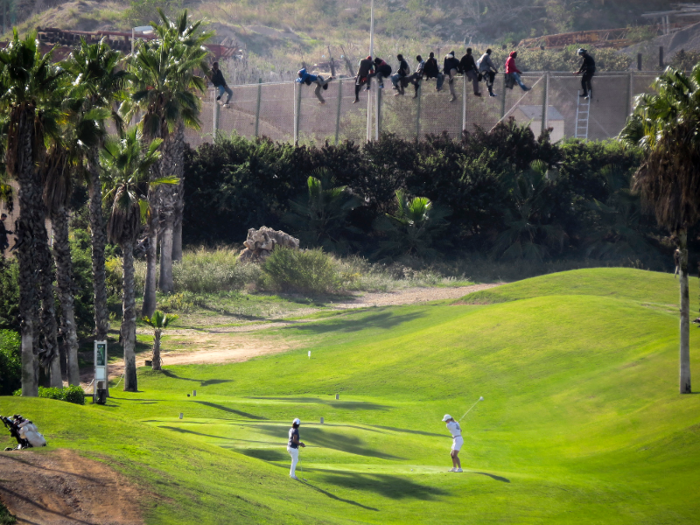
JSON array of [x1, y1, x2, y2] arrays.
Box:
[[458, 396, 484, 422]]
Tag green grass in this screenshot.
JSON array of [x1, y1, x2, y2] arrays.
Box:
[[2, 268, 699, 524]]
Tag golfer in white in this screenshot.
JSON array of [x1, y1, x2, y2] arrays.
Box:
[[287, 418, 306, 480], [442, 414, 463, 472]]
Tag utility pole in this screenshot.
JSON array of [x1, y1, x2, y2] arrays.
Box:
[[366, 0, 375, 143]]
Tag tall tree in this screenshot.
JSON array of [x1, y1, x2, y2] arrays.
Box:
[[122, 9, 211, 310], [620, 65, 700, 394], [0, 30, 65, 393], [101, 128, 169, 392], [64, 38, 128, 342]]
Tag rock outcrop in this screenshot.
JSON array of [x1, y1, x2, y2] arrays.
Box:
[[238, 226, 300, 263]]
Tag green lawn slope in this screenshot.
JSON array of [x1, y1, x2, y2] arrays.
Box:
[[2, 268, 699, 524]]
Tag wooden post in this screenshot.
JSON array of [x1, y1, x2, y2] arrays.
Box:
[[659, 46, 664, 69], [213, 92, 219, 138], [294, 81, 301, 145], [461, 74, 467, 133], [375, 84, 381, 140], [627, 72, 634, 116], [540, 72, 549, 137], [335, 79, 343, 145], [500, 75, 507, 119], [254, 78, 262, 138], [416, 81, 422, 140]]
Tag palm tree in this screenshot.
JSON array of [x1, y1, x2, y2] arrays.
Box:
[[122, 9, 211, 310], [620, 65, 700, 394], [283, 169, 361, 253], [141, 310, 178, 371], [373, 190, 450, 261], [101, 127, 170, 392], [64, 38, 129, 343], [0, 30, 65, 394]]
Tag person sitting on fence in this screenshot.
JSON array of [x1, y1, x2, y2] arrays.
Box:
[[423, 52, 444, 91], [459, 48, 482, 97], [477, 48, 498, 97], [574, 48, 596, 100], [210, 62, 233, 107], [354, 56, 375, 103], [391, 54, 411, 96], [368, 57, 392, 89], [443, 51, 461, 102], [296, 67, 333, 105], [408, 55, 426, 98], [505, 51, 530, 92]]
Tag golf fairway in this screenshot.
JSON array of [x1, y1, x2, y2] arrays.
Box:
[[2, 268, 699, 524]]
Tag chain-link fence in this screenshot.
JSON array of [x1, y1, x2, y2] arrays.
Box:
[[184, 71, 661, 147]]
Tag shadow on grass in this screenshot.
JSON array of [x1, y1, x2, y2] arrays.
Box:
[[370, 425, 445, 438], [253, 425, 400, 459], [472, 471, 510, 483], [246, 397, 391, 411], [240, 449, 288, 461], [159, 369, 233, 387], [159, 426, 228, 439], [287, 310, 426, 334], [300, 479, 379, 511], [194, 401, 268, 420], [319, 470, 447, 501]]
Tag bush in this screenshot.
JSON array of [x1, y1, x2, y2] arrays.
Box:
[[0, 258, 19, 332], [0, 330, 20, 396], [14, 385, 85, 405], [261, 247, 350, 294], [173, 247, 262, 294], [0, 501, 16, 525]]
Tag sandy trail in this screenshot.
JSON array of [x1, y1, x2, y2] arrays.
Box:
[[0, 449, 143, 525], [81, 283, 499, 386]]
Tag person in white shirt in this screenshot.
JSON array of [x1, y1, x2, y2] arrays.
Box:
[[442, 414, 463, 472]]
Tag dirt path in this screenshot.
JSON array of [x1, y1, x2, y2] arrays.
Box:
[[82, 283, 499, 386], [0, 449, 143, 525]]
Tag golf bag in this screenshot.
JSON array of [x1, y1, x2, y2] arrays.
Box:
[[1, 415, 47, 451]]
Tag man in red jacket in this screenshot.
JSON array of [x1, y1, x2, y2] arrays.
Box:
[[505, 51, 530, 92]]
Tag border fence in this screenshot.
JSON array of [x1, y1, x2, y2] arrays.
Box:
[[186, 71, 660, 148]]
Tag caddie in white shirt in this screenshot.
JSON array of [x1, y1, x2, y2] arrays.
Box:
[[442, 414, 463, 472]]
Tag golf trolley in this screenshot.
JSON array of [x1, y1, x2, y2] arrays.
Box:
[[1, 414, 47, 451]]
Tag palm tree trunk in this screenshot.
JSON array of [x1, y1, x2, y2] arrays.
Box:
[[52, 206, 80, 386], [11, 106, 43, 395], [679, 229, 692, 394], [172, 124, 185, 263], [122, 239, 138, 392], [86, 146, 110, 341], [159, 217, 175, 293], [142, 214, 158, 318], [152, 328, 161, 371], [173, 214, 183, 262]]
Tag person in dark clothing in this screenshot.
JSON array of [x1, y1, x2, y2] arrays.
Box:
[[0, 214, 12, 253], [407, 55, 425, 98], [574, 48, 596, 99], [354, 56, 375, 103], [391, 54, 411, 95], [368, 57, 392, 89], [443, 51, 461, 102], [459, 48, 481, 97], [210, 62, 233, 106], [423, 52, 444, 91]]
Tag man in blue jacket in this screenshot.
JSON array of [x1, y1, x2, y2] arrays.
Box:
[[296, 67, 333, 104]]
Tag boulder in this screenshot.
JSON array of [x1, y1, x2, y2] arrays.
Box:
[[238, 226, 300, 264]]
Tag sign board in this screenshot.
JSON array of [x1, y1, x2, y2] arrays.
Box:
[[94, 340, 107, 384]]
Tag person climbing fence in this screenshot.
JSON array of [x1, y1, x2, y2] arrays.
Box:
[[574, 48, 596, 100], [296, 67, 334, 104]]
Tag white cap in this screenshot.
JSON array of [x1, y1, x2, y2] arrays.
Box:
[[442, 414, 452, 422], [293, 418, 301, 425]]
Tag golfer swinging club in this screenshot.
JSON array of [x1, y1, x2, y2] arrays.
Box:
[[442, 414, 463, 472], [288, 418, 306, 480]]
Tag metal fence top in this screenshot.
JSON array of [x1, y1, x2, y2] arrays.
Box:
[[229, 70, 663, 88]]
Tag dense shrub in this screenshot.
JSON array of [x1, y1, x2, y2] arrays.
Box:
[[14, 385, 85, 405], [0, 330, 20, 396], [184, 119, 678, 269], [0, 258, 19, 332], [261, 247, 349, 294]]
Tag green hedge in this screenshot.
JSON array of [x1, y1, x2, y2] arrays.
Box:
[[13, 385, 85, 405], [0, 330, 20, 396]]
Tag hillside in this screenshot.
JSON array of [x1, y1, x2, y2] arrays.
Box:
[[1, 268, 699, 523], [10, 0, 673, 69]]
